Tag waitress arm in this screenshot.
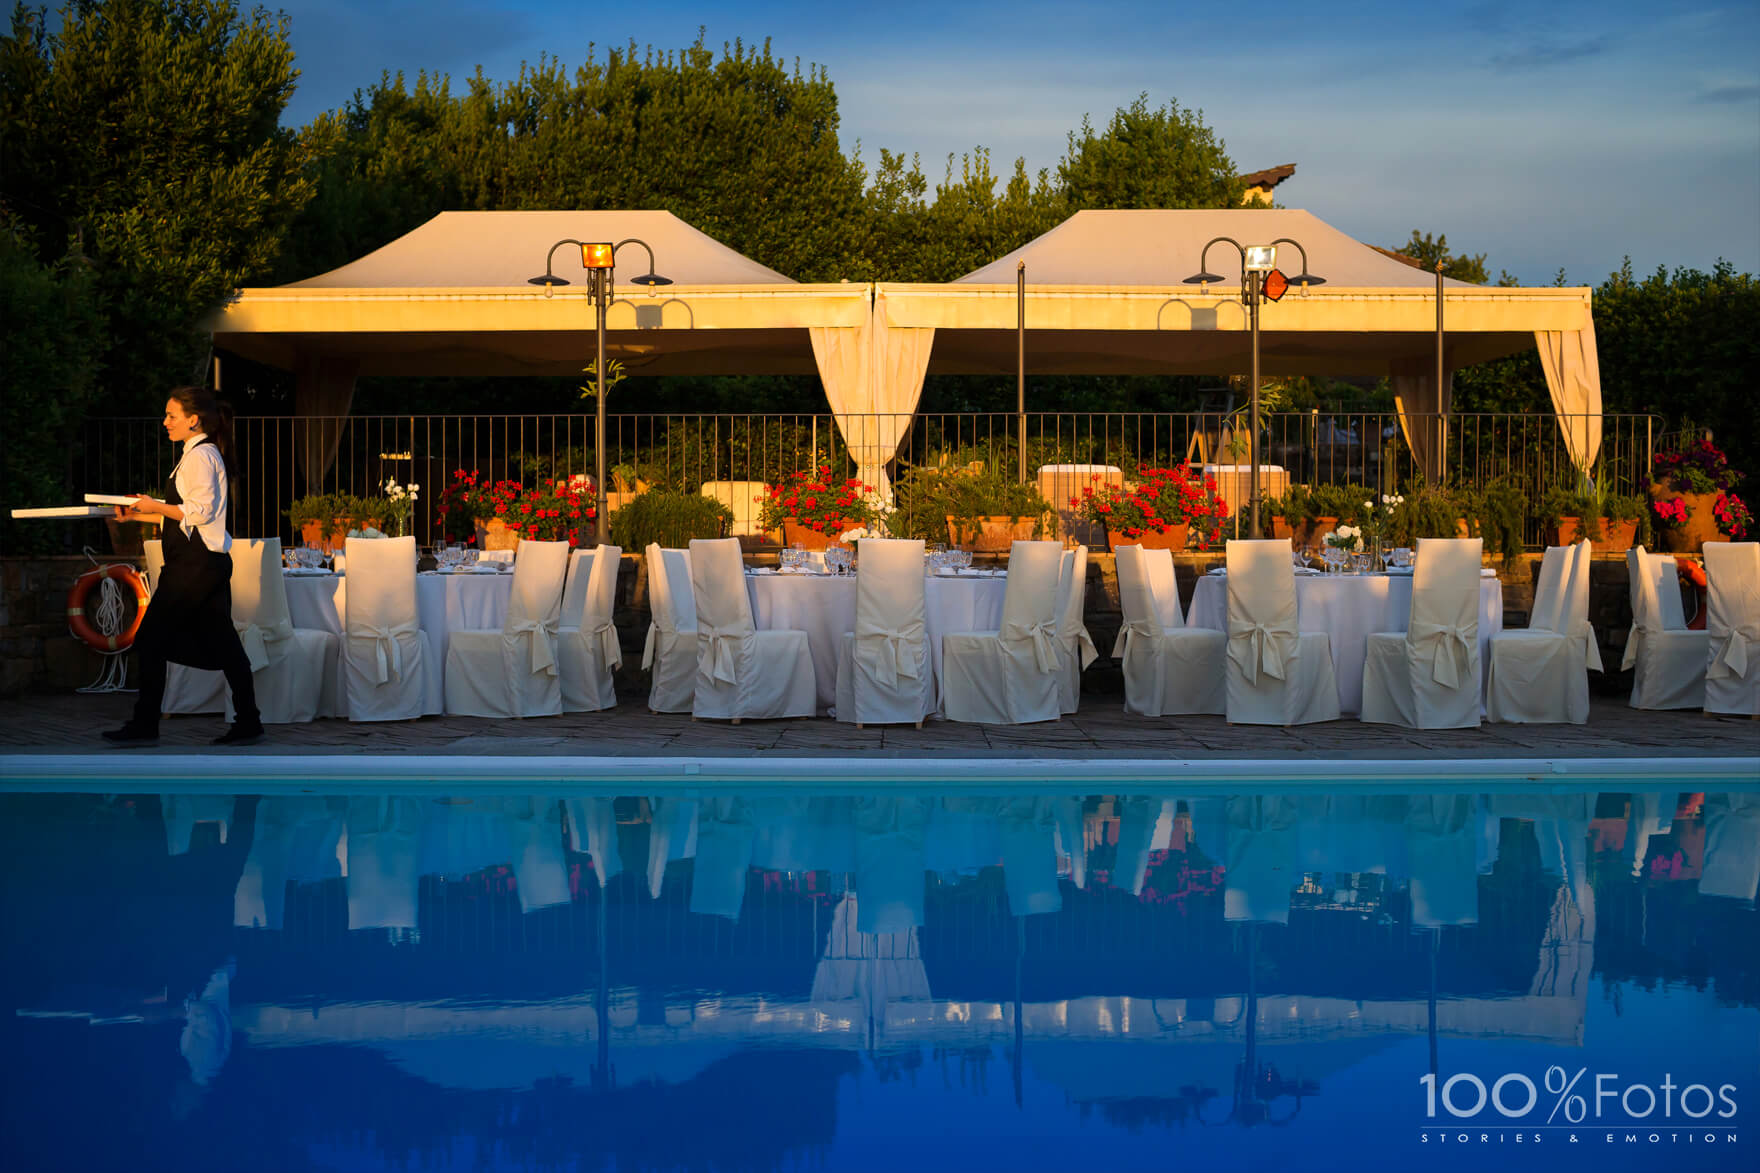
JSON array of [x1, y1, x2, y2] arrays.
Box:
[[174, 449, 225, 531]]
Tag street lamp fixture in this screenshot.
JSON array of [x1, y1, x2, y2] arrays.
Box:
[[1183, 235, 1324, 539], [528, 238, 672, 543]]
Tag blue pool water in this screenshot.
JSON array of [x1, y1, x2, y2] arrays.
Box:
[[1, 784, 1755, 1172]]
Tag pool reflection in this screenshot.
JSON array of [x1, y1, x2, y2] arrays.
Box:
[[2, 790, 1755, 1172]]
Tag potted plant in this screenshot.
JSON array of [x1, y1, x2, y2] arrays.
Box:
[[1388, 485, 1463, 547], [1455, 478, 1526, 566], [756, 467, 880, 549], [1538, 486, 1603, 546], [436, 471, 533, 550], [1074, 463, 1228, 551], [286, 492, 374, 553], [933, 464, 1052, 551], [499, 478, 599, 547], [1302, 483, 1372, 551], [610, 489, 733, 551], [1650, 438, 1747, 551]]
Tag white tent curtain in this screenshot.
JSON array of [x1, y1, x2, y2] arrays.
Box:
[[1392, 368, 1454, 486], [1535, 326, 1604, 473], [809, 311, 935, 505]]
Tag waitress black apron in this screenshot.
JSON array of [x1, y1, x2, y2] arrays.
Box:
[[128, 438, 260, 729]]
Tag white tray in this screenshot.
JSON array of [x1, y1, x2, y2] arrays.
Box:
[[10, 505, 112, 519]]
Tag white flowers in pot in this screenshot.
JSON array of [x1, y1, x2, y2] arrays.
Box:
[[1322, 524, 1363, 552], [382, 478, 421, 537]]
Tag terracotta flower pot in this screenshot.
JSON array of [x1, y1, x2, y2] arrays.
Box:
[[299, 517, 377, 554], [1295, 516, 1339, 552], [1548, 515, 1639, 555], [474, 517, 522, 551], [782, 518, 855, 550], [1649, 485, 1723, 553], [1269, 516, 1293, 542], [1107, 523, 1190, 551], [947, 515, 1038, 552]]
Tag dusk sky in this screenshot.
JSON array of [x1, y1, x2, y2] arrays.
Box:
[[269, 0, 1759, 286]]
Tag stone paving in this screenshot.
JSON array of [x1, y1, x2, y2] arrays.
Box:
[[0, 691, 1752, 762]]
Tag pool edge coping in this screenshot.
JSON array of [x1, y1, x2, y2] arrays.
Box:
[[2, 753, 1755, 793]]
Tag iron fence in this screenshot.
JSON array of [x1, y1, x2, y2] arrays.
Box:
[[75, 410, 1661, 550]]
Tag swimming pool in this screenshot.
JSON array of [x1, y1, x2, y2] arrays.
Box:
[[1, 775, 1755, 1172]]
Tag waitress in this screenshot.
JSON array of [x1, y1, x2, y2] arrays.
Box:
[[104, 387, 263, 746]]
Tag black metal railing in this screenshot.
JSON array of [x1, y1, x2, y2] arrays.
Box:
[[74, 410, 1661, 550]]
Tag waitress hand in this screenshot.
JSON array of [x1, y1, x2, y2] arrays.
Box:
[[116, 497, 162, 522]]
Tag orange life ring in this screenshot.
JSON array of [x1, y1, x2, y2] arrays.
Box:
[[66, 564, 149, 652]]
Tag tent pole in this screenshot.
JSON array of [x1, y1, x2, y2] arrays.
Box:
[[595, 269, 609, 545], [1017, 262, 1027, 485], [1436, 261, 1447, 485], [1249, 271, 1262, 540]]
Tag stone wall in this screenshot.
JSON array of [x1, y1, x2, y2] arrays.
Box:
[[1, 549, 1663, 699]]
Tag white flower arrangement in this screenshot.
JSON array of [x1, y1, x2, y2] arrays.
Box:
[[382, 478, 420, 537], [1323, 524, 1363, 552]]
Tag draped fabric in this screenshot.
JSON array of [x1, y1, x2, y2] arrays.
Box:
[[1392, 368, 1454, 485], [1535, 327, 1604, 473], [295, 354, 359, 490], [809, 305, 935, 504]]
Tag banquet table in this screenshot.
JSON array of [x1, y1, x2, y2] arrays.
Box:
[[746, 570, 1009, 713], [283, 570, 515, 671], [1185, 571, 1503, 715]]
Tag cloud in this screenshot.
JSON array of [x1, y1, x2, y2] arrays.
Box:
[[1694, 83, 1760, 103], [1488, 35, 1611, 70]]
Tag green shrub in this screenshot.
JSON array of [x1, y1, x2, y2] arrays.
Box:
[[1389, 485, 1463, 546], [609, 490, 732, 551], [891, 461, 1050, 541]]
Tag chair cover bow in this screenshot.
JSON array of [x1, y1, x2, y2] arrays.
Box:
[[1574, 621, 1604, 672], [856, 621, 925, 689], [1004, 619, 1061, 674], [1229, 621, 1296, 685], [1112, 619, 1159, 662], [507, 617, 560, 676], [233, 620, 271, 673], [1709, 623, 1756, 680], [701, 625, 742, 685], [642, 621, 660, 670], [355, 619, 419, 684], [1408, 620, 1475, 689], [1073, 624, 1100, 671], [1620, 620, 1661, 672], [586, 618, 622, 671]]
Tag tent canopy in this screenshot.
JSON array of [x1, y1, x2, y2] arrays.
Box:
[[214, 210, 867, 377], [209, 207, 1603, 486]]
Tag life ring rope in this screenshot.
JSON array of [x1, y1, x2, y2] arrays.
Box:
[[67, 562, 149, 653]]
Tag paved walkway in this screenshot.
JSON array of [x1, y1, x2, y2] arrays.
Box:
[[0, 691, 1751, 762]]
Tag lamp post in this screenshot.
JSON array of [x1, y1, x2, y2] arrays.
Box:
[[529, 239, 671, 544], [1184, 238, 1324, 539]]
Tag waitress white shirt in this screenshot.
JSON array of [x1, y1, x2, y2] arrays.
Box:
[[171, 432, 232, 553]]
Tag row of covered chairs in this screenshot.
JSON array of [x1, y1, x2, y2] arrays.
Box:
[[640, 537, 1097, 726], [155, 535, 625, 724]]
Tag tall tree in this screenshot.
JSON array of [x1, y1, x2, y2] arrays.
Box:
[[1390, 230, 1492, 285], [1058, 95, 1244, 211], [1, 0, 318, 409]]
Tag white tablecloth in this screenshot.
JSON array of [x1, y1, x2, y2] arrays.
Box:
[[284, 572, 514, 670], [747, 571, 1009, 712], [1186, 572, 1503, 715]]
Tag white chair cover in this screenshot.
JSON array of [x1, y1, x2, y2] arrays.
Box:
[[1112, 545, 1224, 716], [444, 539, 570, 718], [1360, 538, 1482, 729], [1224, 539, 1340, 725], [559, 544, 622, 712], [1703, 541, 1760, 715], [1486, 542, 1591, 724], [563, 796, 624, 889], [942, 540, 1064, 725], [1699, 793, 1760, 901], [559, 549, 595, 633], [1224, 795, 1299, 924], [162, 538, 340, 723], [1623, 546, 1708, 710], [345, 796, 425, 931], [689, 796, 757, 920], [343, 536, 440, 721], [1405, 794, 1480, 927], [643, 545, 698, 713], [688, 538, 816, 720], [1054, 545, 1099, 714], [162, 795, 235, 855], [835, 538, 933, 726], [505, 797, 572, 913]]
